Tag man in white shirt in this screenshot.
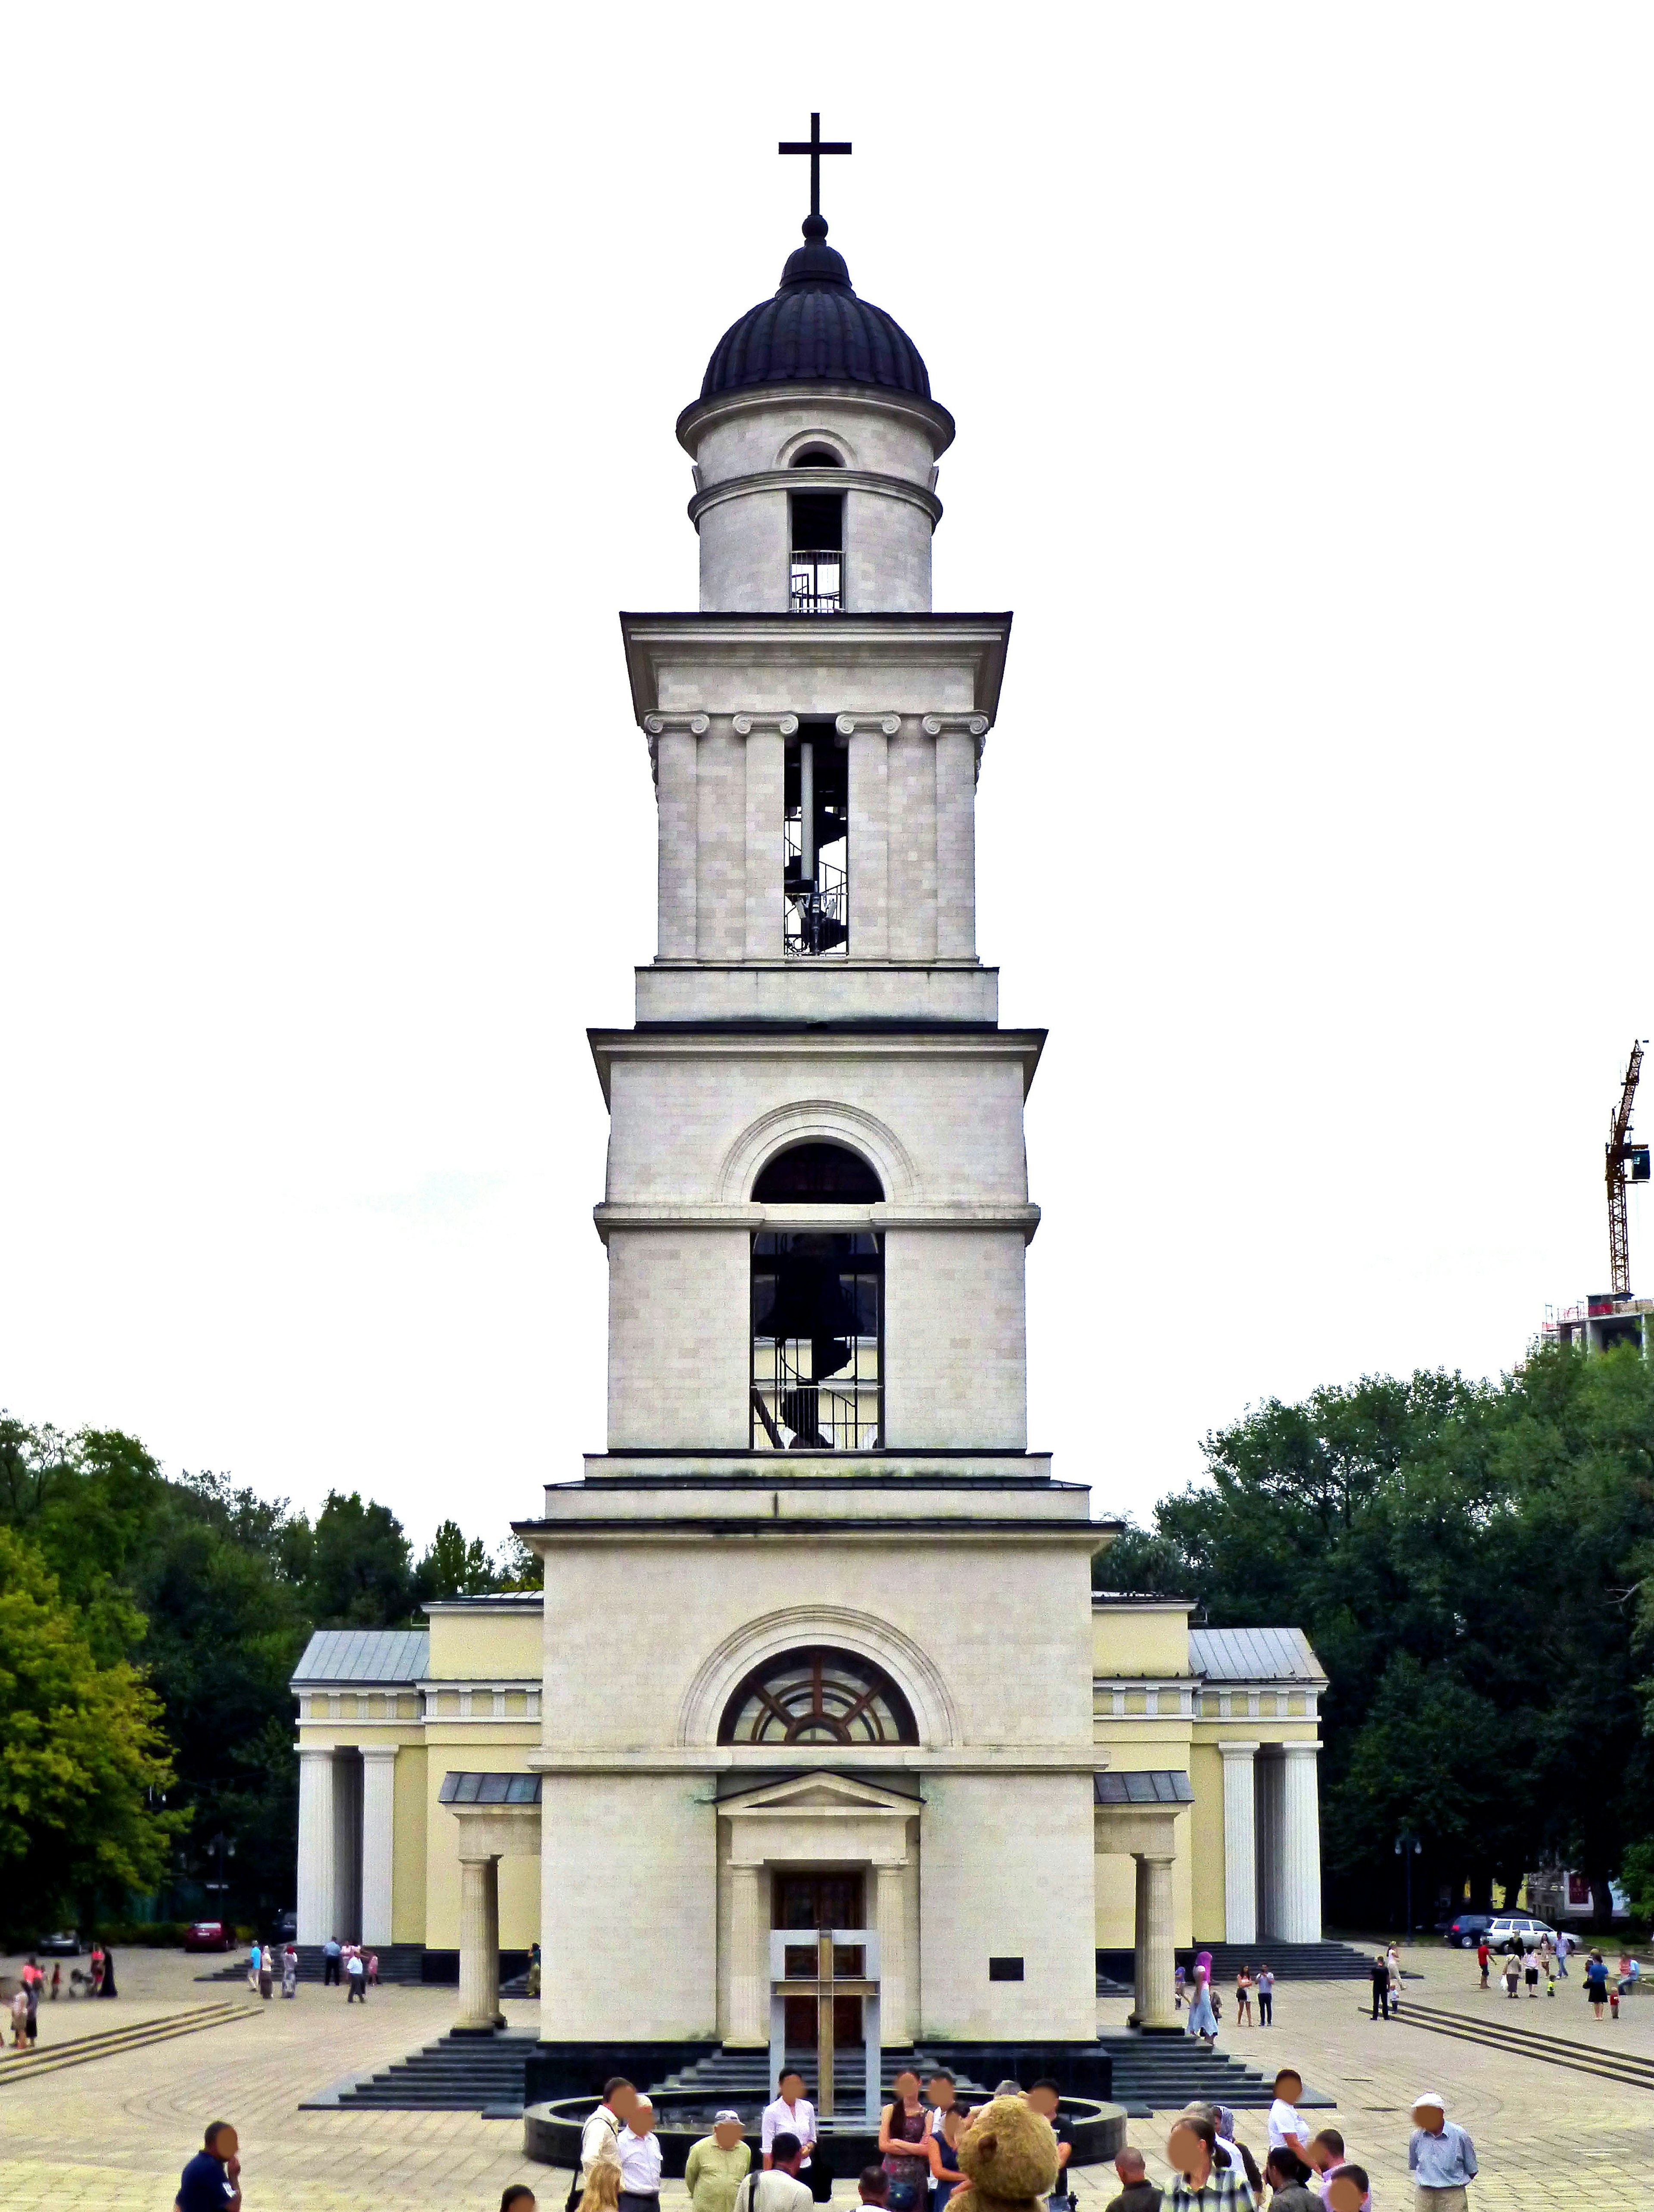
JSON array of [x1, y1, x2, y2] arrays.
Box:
[[1267, 2069, 1310, 2163], [761, 2070, 818, 2181], [617, 2097, 663, 2212], [738, 2133, 813, 2212], [581, 2079, 637, 2185]]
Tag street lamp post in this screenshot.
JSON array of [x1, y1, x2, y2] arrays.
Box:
[[1395, 1832, 1422, 1934]]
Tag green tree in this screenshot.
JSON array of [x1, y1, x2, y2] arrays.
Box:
[[1103, 1344, 1654, 1927], [302, 1490, 417, 1627], [0, 1524, 180, 1934], [416, 1518, 497, 1601]]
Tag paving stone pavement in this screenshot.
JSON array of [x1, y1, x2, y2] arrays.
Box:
[[0, 1942, 1649, 2208]]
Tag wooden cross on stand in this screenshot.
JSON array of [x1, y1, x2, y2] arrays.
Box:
[[779, 112, 852, 223], [774, 1927, 877, 2118]]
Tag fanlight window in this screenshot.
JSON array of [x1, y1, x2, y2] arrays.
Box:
[[719, 1646, 917, 1746]]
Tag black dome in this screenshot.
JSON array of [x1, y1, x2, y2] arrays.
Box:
[[700, 215, 932, 402]]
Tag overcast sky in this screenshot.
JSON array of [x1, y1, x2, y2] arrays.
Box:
[[4, 5, 1651, 1551]]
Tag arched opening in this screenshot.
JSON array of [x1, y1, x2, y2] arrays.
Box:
[[754, 1142, 883, 1203], [751, 1217, 880, 1449], [790, 445, 843, 467], [718, 1646, 917, 1745]]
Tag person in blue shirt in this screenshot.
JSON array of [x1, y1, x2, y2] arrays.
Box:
[[175, 2122, 241, 2212], [1408, 2094, 1477, 2209]]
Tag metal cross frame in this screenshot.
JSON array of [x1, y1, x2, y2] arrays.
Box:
[[779, 113, 852, 223], [768, 1924, 881, 2126]]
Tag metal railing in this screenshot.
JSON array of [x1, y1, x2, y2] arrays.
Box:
[[790, 549, 842, 614]]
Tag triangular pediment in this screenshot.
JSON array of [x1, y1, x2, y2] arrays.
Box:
[[718, 1769, 918, 1818]]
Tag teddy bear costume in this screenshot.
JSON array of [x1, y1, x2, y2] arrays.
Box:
[[953, 2097, 1060, 2212]]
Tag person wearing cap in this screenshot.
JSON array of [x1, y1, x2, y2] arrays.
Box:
[[687, 2112, 752, 2212], [1408, 2094, 1477, 2210]]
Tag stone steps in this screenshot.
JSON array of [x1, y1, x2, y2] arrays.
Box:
[[1393, 1999, 1654, 2093], [308, 2028, 537, 2113], [0, 2002, 257, 2085], [1097, 2033, 1337, 2120], [195, 1942, 431, 1986], [1097, 1941, 1380, 1990]]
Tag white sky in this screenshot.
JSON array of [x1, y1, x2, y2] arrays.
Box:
[[3, 5, 1651, 1551]]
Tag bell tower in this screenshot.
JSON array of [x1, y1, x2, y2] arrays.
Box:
[[524, 123, 1104, 2069]]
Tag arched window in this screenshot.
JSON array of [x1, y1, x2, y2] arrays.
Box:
[[790, 445, 843, 467], [754, 1142, 883, 1203], [719, 1646, 917, 1745]]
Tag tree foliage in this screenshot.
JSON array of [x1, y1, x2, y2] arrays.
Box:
[[1099, 1344, 1654, 1926], [0, 1524, 180, 1932], [0, 1415, 520, 1930]]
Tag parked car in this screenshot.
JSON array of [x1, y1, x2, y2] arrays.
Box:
[[1486, 1914, 1558, 1950], [35, 1930, 81, 1956], [1444, 1913, 1495, 1949], [182, 1920, 233, 1952]]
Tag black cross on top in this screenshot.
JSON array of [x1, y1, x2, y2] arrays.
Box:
[[779, 112, 851, 223]]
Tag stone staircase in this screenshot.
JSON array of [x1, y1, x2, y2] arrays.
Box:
[[304, 2027, 537, 2113], [1097, 2033, 1335, 2119], [1097, 1941, 1382, 1992], [654, 2047, 997, 2119], [196, 1943, 429, 1987]]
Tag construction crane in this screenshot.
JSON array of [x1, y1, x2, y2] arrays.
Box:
[[1606, 1041, 1649, 1296]]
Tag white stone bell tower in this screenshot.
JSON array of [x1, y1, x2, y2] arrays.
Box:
[[522, 124, 1106, 2079]]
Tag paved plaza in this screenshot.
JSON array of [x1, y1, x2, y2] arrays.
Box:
[[0, 1943, 1649, 2209]]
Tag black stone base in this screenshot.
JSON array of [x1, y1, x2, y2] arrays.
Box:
[[419, 1948, 531, 1986], [916, 2042, 1113, 2105], [524, 2041, 721, 2111]]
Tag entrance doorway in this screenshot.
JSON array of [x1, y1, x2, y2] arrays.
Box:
[[773, 1871, 865, 2049]]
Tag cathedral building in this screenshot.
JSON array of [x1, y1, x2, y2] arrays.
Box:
[[292, 129, 1326, 2092]]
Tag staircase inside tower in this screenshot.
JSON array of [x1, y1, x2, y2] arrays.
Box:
[[784, 728, 848, 956]]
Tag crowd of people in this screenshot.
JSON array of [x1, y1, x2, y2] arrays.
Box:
[[5, 1945, 118, 2047], [172, 2069, 1482, 2212], [1471, 1927, 1640, 2017], [1175, 1956, 1277, 2044]]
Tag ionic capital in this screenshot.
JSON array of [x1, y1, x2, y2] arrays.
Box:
[[835, 713, 901, 736], [921, 713, 991, 738], [642, 712, 710, 737], [731, 713, 799, 736]]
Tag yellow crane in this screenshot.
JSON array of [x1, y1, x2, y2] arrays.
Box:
[[1606, 1041, 1649, 1296]]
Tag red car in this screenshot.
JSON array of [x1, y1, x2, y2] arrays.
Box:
[[183, 1920, 233, 1952]]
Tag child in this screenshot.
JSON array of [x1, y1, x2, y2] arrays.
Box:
[[1268, 2070, 1309, 2164], [1545, 1951, 1557, 1998], [1173, 1962, 1186, 2010]]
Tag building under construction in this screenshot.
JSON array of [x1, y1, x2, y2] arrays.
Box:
[[1543, 1042, 1652, 1355]]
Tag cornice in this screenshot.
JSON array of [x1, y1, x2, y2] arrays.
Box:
[[675, 383, 957, 458], [687, 468, 942, 531], [618, 611, 1012, 730], [592, 1200, 1042, 1244]]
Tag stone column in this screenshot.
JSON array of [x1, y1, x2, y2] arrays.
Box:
[[696, 720, 745, 959], [726, 1861, 768, 2047], [1278, 1745, 1324, 1942], [1256, 1751, 1287, 1938], [926, 719, 983, 962], [887, 721, 937, 962], [359, 1746, 398, 1948], [737, 717, 793, 960], [331, 1751, 363, 1944], [1219, 1743, 1260, 1946], [874, 1859, 908, 2048], [456, 1854, 501, 2033], [295, 1747, 336, 1946], [644, 716, 705, 959], [1132, 1854, 1178, 2029], [841, 715, 895, 961]]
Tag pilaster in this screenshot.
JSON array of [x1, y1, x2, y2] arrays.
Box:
[[927, 716, 985, 963], [875, 1856, 910, 2048], [840, 714, 898, 962], [726, 1859, 768, 2047], [696, 719, 745, 959], [644, 714, 706, 959]]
